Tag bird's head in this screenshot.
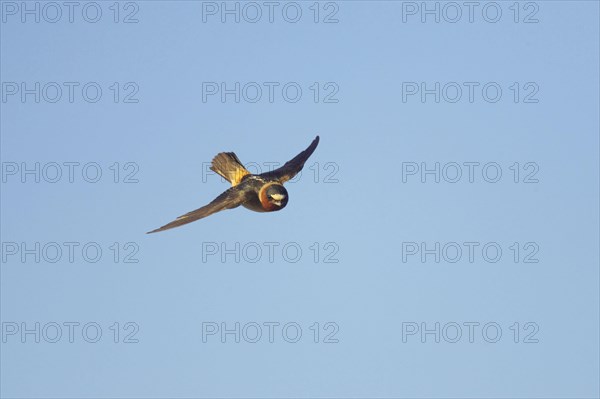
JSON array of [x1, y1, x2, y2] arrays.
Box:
[[261, 184, 289, 211]]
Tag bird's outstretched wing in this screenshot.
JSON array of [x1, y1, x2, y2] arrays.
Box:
[[147, 186, 251, 233], [260, 136, 320, 183]]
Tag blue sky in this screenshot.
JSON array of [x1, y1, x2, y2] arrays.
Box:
[[1, 1, 599, 398]]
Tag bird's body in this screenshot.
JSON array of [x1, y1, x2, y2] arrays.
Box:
[[147, 136, 319, 233], [233, 175, 287, 213], [238, 176, 271, 212]]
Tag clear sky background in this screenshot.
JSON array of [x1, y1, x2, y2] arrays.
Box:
[[1, 1, 599, 398]]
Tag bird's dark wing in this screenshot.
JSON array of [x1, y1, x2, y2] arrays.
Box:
[[147, 186, 251, 233], [260, 136, 320, 183]]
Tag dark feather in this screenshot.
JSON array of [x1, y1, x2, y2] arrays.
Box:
[[147, 186, 251, 233], [260, 136, 320, 183]]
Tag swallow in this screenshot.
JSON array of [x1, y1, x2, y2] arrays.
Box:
[[147, 136, 320, 233]]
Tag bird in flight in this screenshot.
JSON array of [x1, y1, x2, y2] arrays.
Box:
[[147, 136, 320, 233]]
